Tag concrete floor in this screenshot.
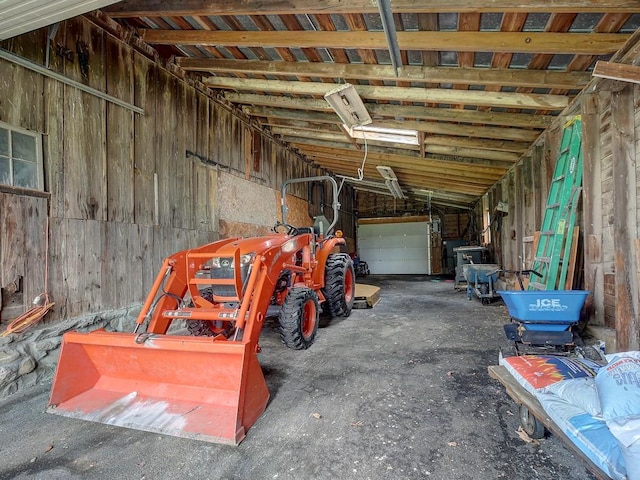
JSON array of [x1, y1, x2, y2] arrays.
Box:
[[0, 275, 595, 480]]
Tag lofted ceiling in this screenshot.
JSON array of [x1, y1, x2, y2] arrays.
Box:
[[100, 1, 640, 210]]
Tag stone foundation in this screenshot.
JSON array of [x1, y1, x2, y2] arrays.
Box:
[[0, 305, 149, 398]]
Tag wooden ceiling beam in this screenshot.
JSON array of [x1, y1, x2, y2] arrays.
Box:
[[243, 106, 338, 124], [273, 127, 521, 162], [288, 139, 517, 169], [304, 155, 504, 184], [270, 120, 528, 152], [178, 58, 591, 90], [317, 164, 490, 195], [311, 160, 491, 195], [592, 60, 640, 84], [348, 179, 478, 203], [374, 119, 539, 142], [276, 127, 521, 162], [261, 113, 539, 142], [229, 94, 330, 112], [288, 143, 509, 176], [424, 136, 528, 153], [106, 0, 640, 17], [207, 78, 568, 110], [141, 30, 626, 55], [237, 99, 553, 128]]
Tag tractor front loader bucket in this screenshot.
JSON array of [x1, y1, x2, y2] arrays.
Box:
[[47, 330, 269, 445]]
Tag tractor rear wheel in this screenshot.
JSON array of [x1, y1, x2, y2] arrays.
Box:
[[323, 253, 355, 318], [278, 287, 320, 350]]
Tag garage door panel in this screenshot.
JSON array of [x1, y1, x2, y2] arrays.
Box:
[[358, 223, 426, 238], [357, 220, 431, 274], [359, 247, 428, 262], [358, 234, 427, 249]]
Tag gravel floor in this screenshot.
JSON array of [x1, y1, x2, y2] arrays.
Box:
[[0, 275, 595, 480]]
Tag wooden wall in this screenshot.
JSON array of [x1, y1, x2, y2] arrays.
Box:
[[0, 17, 353, 325], [481, 76, 640, 351]]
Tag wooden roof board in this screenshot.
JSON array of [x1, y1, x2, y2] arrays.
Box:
[[99, 3, 640, 210]]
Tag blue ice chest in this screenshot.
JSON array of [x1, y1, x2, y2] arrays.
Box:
[[498, 290, 590, 331]]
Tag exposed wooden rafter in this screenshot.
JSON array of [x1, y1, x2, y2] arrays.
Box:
[[177, 58, 591, 90], [237, 100, 553, 129], [207, 78, 569, 110], [592, 60, 640, 84], [105, 0, 640, 16], [141, 30, 627, 55], [100, 1, 640, 211]]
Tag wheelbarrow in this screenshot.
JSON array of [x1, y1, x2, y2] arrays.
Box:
[[498, 290, 590, 355], [463, 264, 501, 305]]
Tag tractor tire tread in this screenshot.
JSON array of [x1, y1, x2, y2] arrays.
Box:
[[187, 320, 217, 337], [323, 253, 355, 318], [278, 287, 319, 350]]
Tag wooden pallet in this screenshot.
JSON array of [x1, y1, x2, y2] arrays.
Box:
[[488, 365, 608, 480]]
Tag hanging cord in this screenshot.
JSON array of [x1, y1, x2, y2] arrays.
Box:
[[338, 132, 368, 195], [1, 217, 55, 337]]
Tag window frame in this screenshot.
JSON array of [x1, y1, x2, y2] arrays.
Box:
[[0, 121, 44, 192]]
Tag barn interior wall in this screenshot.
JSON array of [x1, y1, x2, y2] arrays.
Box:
[[480, 79, 640, 352], [0, 17, 354, 328]]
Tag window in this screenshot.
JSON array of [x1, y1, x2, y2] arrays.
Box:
[[0, 122, 43, 190]]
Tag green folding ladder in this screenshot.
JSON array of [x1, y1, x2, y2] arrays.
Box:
[[529, 116, 583, 291]]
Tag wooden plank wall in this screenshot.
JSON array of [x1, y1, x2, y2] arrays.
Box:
[[0, 17, 350, 325], [483, 123, 563, 285], [482, 79, 640, 350]]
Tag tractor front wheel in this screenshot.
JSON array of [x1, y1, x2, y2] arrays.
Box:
[[278, 287, 320, 350], [187, 320, 233, 338], [323, 254, 355, 318]]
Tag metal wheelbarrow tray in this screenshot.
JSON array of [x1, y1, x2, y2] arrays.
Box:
[[498, 290, 590, 353], [464, 264, 501, 304]]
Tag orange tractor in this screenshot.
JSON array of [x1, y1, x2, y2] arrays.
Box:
[[47, 176, 355, 445]]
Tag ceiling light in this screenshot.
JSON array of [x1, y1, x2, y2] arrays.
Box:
[[376, 166, 406, 199], [386, 180, 406, 199], [324, 84, 372, 129], [349, 125, 419, 145], [376, 165, 398, 181]]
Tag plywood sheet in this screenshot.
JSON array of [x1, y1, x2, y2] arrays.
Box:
[[353, 283, 380, 309]]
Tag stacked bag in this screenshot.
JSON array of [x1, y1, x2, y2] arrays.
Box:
[[500, 353, 633, 479], [597, 353, 640, 480]]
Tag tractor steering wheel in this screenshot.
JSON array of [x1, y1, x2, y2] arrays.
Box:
[[274, 222, 299, 236]]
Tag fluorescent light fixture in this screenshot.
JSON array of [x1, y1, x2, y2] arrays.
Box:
[[386, 180, 406, 199], [376, 166, 406, 199], [376, 165, 398, 181], [349, 125, 419, 145], [324, 84, 372, 128]]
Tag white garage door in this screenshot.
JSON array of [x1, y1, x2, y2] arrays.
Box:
[[357, 221, 431, 274]]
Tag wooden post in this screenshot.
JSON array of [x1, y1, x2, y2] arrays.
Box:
[[611, 85, 639, 351], [581, 93, 605, 325]]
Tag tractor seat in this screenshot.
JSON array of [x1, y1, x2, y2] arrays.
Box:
[[313, 215, 331, 236]]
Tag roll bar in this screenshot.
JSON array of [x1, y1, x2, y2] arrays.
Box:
[[281, 176, 341, 233]]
